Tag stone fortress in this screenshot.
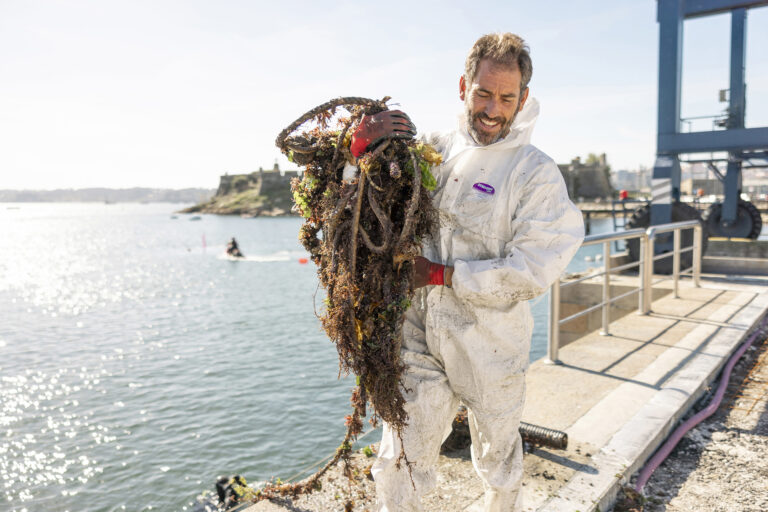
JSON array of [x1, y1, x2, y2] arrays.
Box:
[[557, 153, 614, 200], [216, 163, 300, 198]]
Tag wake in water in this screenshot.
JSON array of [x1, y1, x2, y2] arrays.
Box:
[[216, 250, 309, 263]]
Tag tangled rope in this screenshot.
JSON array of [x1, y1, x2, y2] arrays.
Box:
[[246, 97, 441, 506]]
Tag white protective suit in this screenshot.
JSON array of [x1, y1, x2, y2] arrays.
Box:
[[371, 98, 585, 511]]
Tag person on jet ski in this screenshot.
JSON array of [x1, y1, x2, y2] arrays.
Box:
[[226, 237, 244, 258]]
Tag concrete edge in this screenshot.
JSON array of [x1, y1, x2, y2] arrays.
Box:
[[536, 286, 768, 512], [703, 256, 768, 276]]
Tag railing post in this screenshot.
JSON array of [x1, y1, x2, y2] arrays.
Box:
[[638, 235, 646, 314], [673, 229, 680, 298], [693, 224, 702, 287], [644, 232, 655, 314], [546, 279, 562, 365], [600, 240, 611, 335]]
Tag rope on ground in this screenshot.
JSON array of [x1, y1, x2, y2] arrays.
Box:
[[284, 428, 380, 483]]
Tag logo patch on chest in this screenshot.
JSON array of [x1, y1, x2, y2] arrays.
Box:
[[472, 182, 495, 195]]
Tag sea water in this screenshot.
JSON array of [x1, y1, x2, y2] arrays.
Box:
[[0, 203, 615, 512]]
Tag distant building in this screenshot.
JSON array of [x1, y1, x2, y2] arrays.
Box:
[[637, 166, 651, 192], [610, 166, 651, 193], [744, 168, 768, 200], [680, 178, 723, 196], [611, 170, 634, 191], [681, 171, 768, 200]]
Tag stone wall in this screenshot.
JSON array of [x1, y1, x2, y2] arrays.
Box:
[[216, 164, 300, 197], [558, 154, 615, 200]]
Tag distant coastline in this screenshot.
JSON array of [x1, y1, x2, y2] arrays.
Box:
[[0, 188, 215, 204]]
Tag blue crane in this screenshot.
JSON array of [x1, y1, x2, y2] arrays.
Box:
[[626, 0, 767, 271]]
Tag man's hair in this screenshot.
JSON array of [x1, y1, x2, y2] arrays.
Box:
[[464, 33, 532, 92]]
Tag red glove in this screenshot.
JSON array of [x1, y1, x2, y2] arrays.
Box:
[[413, 256, 446, 288], [350, 110, 416, 158]]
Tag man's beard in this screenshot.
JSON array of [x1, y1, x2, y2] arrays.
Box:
[[464, 101, 519, 146]]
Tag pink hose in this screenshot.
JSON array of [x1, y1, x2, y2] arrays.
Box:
[[634, 315, 768, 492]]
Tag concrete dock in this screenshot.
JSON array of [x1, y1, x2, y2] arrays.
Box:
[[244, 273, 768, 512]]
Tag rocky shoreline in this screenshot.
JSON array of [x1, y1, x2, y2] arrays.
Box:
[[178, 188, 295, 217]]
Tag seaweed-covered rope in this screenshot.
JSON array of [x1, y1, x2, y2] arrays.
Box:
[[274, 96, 387, 154], [246, 96, 439, 509]]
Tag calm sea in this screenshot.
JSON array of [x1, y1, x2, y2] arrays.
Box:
[[0, 203, 612, 512]]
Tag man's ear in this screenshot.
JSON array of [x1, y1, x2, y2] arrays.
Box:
[[459, 75, 466, 101], [518, 87, 530, 112]]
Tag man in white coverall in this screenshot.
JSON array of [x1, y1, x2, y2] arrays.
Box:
[[350, 33, 584, 511]]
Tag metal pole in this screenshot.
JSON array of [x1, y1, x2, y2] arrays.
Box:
[[673, 229, 680, 298], [600, 240, 611, 335], [546, 280, 562, 365], [652, 0, 684, 227], [722, 9, 747, 225], [644, 234, 655, 314], [693, 224, 702, 287], [639, 235, 646, 314]]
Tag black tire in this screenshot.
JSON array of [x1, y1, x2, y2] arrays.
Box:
[[703, 200, 762, 240], [625, 202, 708, 274]]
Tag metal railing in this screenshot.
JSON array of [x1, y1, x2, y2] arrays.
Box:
[[644, 220, 703, 306], [546, 220, 703, 364]]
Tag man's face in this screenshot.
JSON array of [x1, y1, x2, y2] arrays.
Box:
[[460, 58, 529, 145]]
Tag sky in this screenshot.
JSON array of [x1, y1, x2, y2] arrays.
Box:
[[1, 0, 767, 190]]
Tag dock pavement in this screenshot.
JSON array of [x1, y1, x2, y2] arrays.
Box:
[[244, 274, 768, 512]]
